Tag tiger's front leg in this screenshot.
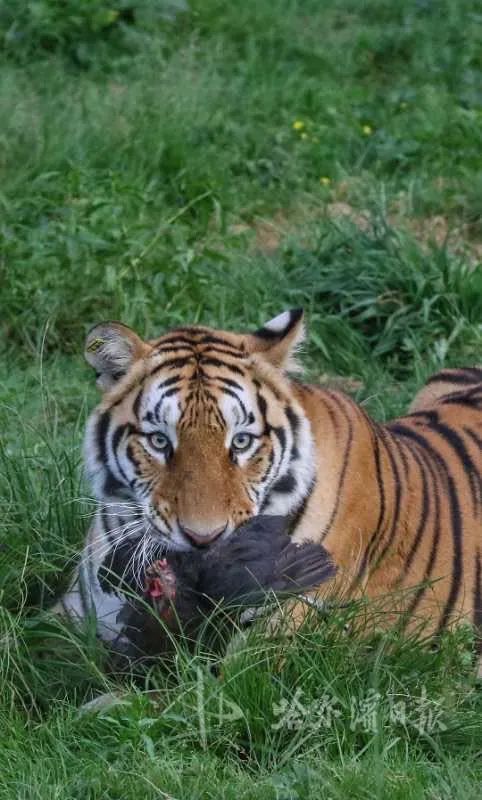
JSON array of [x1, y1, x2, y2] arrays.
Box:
[[51, 519, 137, 649], [262, 583, 340, 638]]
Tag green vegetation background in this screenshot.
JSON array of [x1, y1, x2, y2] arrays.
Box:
[[0, 1, 481, 797]]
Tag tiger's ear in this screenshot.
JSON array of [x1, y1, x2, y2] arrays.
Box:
[[247, 308, 305, 371], [84, 322, 148, 390]]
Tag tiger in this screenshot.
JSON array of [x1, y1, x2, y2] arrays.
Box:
[[57, 309, 481, 648]]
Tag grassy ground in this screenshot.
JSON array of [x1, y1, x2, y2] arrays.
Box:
[[0, 0, 481, 797]]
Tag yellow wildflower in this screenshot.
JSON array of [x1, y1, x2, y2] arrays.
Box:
[[292, 120, 305, 131], [319, 177, 331, 186], [362, 124, 373, 136]]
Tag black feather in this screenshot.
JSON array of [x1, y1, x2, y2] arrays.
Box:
[[100, 515, 336, 663], [198, 515, 336, 604]]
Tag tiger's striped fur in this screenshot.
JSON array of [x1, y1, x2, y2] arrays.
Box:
[[59, 311, 481, 644]]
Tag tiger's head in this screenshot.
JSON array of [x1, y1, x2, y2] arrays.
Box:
[[84, 310, 315, 551]]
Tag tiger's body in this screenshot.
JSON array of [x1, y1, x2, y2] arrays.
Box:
[[58, 310, 481, 646]]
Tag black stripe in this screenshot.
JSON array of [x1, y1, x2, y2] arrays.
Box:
[[198, 357, 245, 376], [155, 339, 245, 359], [272, 425, 287, 452], [96, 411, 132, 496], [212, 404, 227, 429], [184, 387, 223, 408], [320, 393, 354, 541], [258, 425, 288, 498], [372, 431, 404, 568], [154, 344, 194, 356], [396, 440, 430, 581], [441, 394, 482, 410], [324, 400, 341, 436], [200, 346, 246, 359], [387, 422, 463, 629], [271, 472, 297, 494], [161, 356, 193, 370], [464, 426, 482, 452], [285, 406, 300, 435], [426, 368, 482, 385], [254, 387, 282, 497], [407, 410, 438, 422], [105, 376, 144, 411], [132, 387, 143, 419], [288, 477, 316, 533], [436, 472, 463, 633], [103, 473, 125, 496], [159, 386, 180, 401], [258, 451, 277, 507], [112, 424, 133, 485], [199, 334, 244, 353], [219, 386, 248, 419], [428, 416, 481, 511], [211, 375, 244, 391], [153, 386, 181, 424], [158, 376, 182, 390], [126, 442, 140, 473], [405, 442, 442, 620], [292, 378, 315, 394], [96, 411, 111, 464], [155, 334, 196, 345], [149, 357, 191, 376], [356, 427, 386, 580], [257, 390, 268, 425], [285, 405, 300, 459]]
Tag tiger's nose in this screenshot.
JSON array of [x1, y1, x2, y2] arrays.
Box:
[[180, 523, 227, 547]]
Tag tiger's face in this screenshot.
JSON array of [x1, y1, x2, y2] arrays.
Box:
[[84, 310, 315, 551]]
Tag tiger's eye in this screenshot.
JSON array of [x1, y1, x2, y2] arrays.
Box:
[[149, 432, 171, 452], [231, 432, 253, 452]]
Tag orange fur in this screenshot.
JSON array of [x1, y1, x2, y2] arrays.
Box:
[[291, 371, 482, 633]]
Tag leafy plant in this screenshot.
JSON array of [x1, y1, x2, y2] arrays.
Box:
[[0, 0, 189, 65]]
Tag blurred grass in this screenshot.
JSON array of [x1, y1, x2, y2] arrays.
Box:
[[0, 0, 481, 797]]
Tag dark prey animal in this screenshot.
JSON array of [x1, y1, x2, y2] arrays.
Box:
[[98, 515, 336, 664]]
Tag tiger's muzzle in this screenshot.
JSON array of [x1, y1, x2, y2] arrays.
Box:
[[179, 522, 228, 547]]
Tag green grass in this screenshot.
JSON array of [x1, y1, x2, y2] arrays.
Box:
[[0, 0, 481, 796]]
